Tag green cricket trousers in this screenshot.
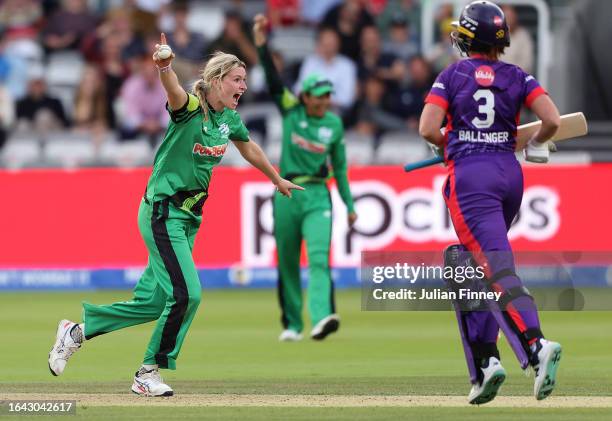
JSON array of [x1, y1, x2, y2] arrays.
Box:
[[81, 198, 202, 370], [274, 183, 336, 333]]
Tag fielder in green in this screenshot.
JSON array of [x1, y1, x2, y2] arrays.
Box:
[[253, 16, 358, 342], [47, 33, 302, 397]]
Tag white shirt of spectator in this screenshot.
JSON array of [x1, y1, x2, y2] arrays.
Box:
[[501, 27, 534, 75], [295, 54, 357, 110]]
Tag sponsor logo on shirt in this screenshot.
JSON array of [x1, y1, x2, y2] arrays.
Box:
[[318, 127, 333, 144], [193, 142, 228, 157], [219, 123, 230, 136], [291, 133, 326, 154], [433, 82, 445, 90], [458, 130, 509, 143], [475, 65, 495, 87]]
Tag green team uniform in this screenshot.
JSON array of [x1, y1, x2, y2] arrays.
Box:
[[81, 93, 249, 369], [257, 44, 354, 333]]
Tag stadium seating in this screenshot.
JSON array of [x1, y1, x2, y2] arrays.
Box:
[[375, 131, 429, 165], [1, 134, 42, 169], [344, 131, 375, 165], [99, 138, 153, 168], [43, 132, 97, 168]]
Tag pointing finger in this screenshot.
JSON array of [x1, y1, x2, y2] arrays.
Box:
[[161, 32, 167, 44]]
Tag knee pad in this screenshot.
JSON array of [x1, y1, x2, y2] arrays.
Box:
[[443, 244, 488, 311], [486, 269, 543, 352]]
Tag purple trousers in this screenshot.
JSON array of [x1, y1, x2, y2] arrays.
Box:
[[444, 152, 541, 351]]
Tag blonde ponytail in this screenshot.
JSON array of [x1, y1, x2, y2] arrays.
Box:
[[192, 51, 246, 121], [191, 78, 209, 120]]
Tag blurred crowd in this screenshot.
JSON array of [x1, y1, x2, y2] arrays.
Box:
[[0, 0, 535, 167]]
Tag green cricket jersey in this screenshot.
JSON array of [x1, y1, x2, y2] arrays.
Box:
[[145, 93, 249, 215], [257, 45, 355, 213]]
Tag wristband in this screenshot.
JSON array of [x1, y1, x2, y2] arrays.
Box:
[[157, 64, 172, 73]]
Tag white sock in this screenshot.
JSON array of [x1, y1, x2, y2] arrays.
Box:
[[142, 364, 158, 371], [79, 324, 86, 341]]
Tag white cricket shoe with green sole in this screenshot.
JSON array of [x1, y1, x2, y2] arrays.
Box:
[[468, 357, 506, 405], [533, 339, 562, 400]]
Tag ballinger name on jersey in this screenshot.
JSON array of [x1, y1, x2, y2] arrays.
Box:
[[458, 130, 509, 143]]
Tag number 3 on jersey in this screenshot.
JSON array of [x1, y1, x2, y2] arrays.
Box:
[[472, 89, 495, 129]]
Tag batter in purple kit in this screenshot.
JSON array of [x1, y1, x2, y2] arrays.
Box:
[[419, 1, 563, 405]]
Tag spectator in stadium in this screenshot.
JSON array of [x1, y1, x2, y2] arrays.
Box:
[[207, 10, 258, 66], [382, 15, 419, 62], [388, 55, 434, 130], [117, 54, 168, 145], [0, 0, 42, 37], [0, 33, 29, 100], [0, 84, 14, 149], [377, 0, 421, 40], [352, 75, 408, 140], [15, 71, 70, 133], [321, 0, 374, 62], [356, 26, 400, 82], [254, 14, 356, 342], [500, 5, 534, 74], [95, 32, 131, 130], [295, 27, 356, 116], [125, 0, 170, 38], [81, 7, 145, 65], [0, 0, 44, 64], [434, 3, 455, 36], [165, 3, 208, 83], [73, 65, 110, 148], [267, 0, 301, 27], [42, 0, 98, 53], [426, 20, 460, 74], [300, 0, 342, 26]]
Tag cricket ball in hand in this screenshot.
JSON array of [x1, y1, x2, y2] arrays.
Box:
[[157, 45, 172, 60]]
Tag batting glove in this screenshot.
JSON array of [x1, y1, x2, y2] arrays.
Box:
[[524, 139, 551, 163], [429, 143, 444, 158]]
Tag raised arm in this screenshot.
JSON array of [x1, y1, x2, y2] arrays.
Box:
[[153, 33, 188, 111], [253, 14, 299, 113]]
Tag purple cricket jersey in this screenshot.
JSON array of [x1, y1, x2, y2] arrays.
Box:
[[426, 57, 546, 161]]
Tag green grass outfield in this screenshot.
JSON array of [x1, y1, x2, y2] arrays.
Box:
[[1, 289, 611, 420]]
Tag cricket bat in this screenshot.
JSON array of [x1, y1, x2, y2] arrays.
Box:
[[404, 112, 588, 172], [514, 112, 588, 150]]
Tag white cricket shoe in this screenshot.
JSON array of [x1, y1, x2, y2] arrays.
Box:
[[131, 368, 174, 397], [468, 357, 506, 405], [48, 319, 81, 376], [533, 339, 562, 400], [279, 329, 303, 342], [310, 314, 340, 341]]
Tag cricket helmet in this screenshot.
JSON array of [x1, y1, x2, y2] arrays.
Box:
[[451, 1, 510, 56]]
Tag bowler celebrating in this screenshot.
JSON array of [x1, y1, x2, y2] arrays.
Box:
[[48, 34, 302, 397]]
